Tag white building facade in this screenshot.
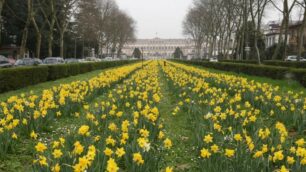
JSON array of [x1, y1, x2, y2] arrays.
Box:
[[121, 38, 195, 59]]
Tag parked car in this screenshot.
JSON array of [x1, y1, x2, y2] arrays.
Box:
[[112, 57, 120, 61], [65, 58, 80, 64], [129, 57, 138, 60], [85, 57, 101, 62], [285, 55, 306, 62], [43, 57, 65, 65], [15, 58, 42, 66], [0, 55, 13, 68], [209, 57, 218, 62], [103, 57, 113, 61]]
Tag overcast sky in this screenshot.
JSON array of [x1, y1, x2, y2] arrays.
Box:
[[115, 0, 303, 39]]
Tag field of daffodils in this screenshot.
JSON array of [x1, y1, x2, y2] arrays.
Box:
[[0, 61, 305, 172]]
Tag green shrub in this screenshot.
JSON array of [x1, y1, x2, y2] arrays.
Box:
[[0, 66, 49, 93], [67, 63, 81, 76], [47, 64, 69, 80], [79, 63, 93, 74], [215, 59, 306, 68], [0, 60, 139, 93], [292, 69, 306, 87], [263, 60, 306, 68], [219, 60, 259, 64]]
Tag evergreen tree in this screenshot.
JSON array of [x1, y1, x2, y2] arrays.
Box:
[[132, 48, 141, 58], [75, 0, 100, 46], [173, 47, 183, 58]]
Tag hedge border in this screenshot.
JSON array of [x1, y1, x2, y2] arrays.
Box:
[[0, 60, 139, 93], [218, 60, 306, 68], [172, 60, 306, 87]]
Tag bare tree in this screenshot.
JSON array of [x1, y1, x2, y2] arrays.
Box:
[[31, 0, 47, 59], [250, 0, 270, 64], [39, 0, 56, 57], [271, 0, 297, 60], [96, 0, 118, 56], [115, 11, 135, 57], [183, 6, 205, 58], [56, 0, 78, 57]]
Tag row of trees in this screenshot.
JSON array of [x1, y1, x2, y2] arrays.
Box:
[[1, 0, 135, 59], [183, 0, 306, 63]]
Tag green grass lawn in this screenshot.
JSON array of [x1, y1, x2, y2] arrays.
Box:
[[158, 65, 199, 171]]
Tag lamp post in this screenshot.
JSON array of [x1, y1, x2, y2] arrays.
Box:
[[141, 47, 144, 69]]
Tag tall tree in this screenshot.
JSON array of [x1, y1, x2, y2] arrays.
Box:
[[183, 6, 205, 58], [132, 48, 141, 58], [271, 0, 297, 60], [115, 11, 135, 57], [39, 0, 56, 57], [249, 0, 270, 64], [297, 0, 306, 60], [75, 0, 100, 53], [31, 0, 47, 58], [173, 47, 183, 59], [56, 0, 78, 58]]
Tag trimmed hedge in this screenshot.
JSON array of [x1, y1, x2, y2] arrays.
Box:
[[220, 60, 259, 64], [219, 60, 306, 68], [263, 60, 306, 68], [47, 64, 69, 80], [292, 69, 306, 87], [0, 60, 138, 93], [0, 66, 49, 92], [173, 60, 306, 87]]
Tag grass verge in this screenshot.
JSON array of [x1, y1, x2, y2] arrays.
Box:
[[158, 65, 198, 172]]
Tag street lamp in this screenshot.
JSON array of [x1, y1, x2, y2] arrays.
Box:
[[141, 47, 144, 69]]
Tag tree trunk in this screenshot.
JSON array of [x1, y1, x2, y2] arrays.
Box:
[[254, 35, 261, 64], [20, 0, 32, 58], [47, 0, 55, 57], [32, 17, 42, 58], [36, 33, 41, 58], [59, 32, 64, 58], [20, 21, 30, 58], [283, 13, 290, 60], [272, 20, 285, 60], [298, 6, 306, 61], [254, 19, 261, 64], [47, 31, 53, 57]]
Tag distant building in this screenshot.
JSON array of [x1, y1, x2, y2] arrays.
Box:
[[288, 21, 306, 53], [264, 21, 302, 49], [264, 21, 282, 48], [121, 37, 195, 59]]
